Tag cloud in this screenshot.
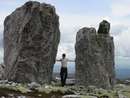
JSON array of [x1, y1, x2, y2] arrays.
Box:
[[57, 43, 75, 59], [57, 12, 130, 62], [111, 0, 130, 17], [111, 25, 128, 36], [0, 0, 130, 68], [115, 56, 130, 69], [109, 1, 130, 68], [59, 13, 111, 29], [57, 13, 111, 60], [114, 28, 130, 58], [0, 12, 9, 25]]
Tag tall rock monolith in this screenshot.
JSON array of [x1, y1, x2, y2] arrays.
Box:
[[3, 1, 60, 84], [75, 20, 115, 89]]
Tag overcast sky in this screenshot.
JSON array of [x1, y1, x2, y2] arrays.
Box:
[[0, 0, 130, 69]]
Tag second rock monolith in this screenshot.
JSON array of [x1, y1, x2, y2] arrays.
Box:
[[75, 20, 115, 89]]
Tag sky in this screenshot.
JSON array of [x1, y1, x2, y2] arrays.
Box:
[[0, 0, 130, 69]]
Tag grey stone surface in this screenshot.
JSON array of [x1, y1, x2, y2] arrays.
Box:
[[98, 20, 110, 34], [75, 20, 115, 89], [0, 64, 5, 79], [3, 1, 60, 84], [62, 95, 81, 98], [27, 82, 41, 90], [118, 92, 128, 98]]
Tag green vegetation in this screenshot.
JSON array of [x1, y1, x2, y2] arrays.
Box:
[[0, 83, 129, 98]]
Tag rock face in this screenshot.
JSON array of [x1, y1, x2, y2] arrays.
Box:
[[75, 20, 115, 89], [98, 20, 110, 34], [0, 64, 5, 79], [3, 1, 60, 83]]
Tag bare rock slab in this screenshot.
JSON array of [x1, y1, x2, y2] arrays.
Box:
[[62, 95, 81, 98], [75, 20, 115, 89], [3, 1, 60, 84]]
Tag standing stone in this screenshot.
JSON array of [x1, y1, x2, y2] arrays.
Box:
[[3, 1, 60, 84], [75, 20, 115, 89]]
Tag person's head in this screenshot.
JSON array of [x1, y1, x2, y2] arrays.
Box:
[[62, 53, 66, 59]]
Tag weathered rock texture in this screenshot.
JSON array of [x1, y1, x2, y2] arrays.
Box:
[[3, 1, 60, 83], [75, 20, 115, 89], [0, 64, 5, 79]]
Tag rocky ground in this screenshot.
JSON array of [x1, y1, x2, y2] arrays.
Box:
[[0, 80, 129, 98]]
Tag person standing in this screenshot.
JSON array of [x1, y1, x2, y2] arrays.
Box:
[[57, 53, 74, 87]]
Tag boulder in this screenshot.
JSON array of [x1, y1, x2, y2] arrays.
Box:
[[118, 91, 128, 98], [3, 1, 60, 84], [75, 20, 115, 89]]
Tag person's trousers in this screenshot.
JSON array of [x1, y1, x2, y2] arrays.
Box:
[[60, 67, 68, 86]]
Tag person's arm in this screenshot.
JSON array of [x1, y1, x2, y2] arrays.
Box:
[[68, 59, 75, 62], [56, 59, 61, 62]]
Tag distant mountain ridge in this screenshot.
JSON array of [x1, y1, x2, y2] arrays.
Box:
[[53, 64, 130, 79], [116, 68, 130, 79]]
